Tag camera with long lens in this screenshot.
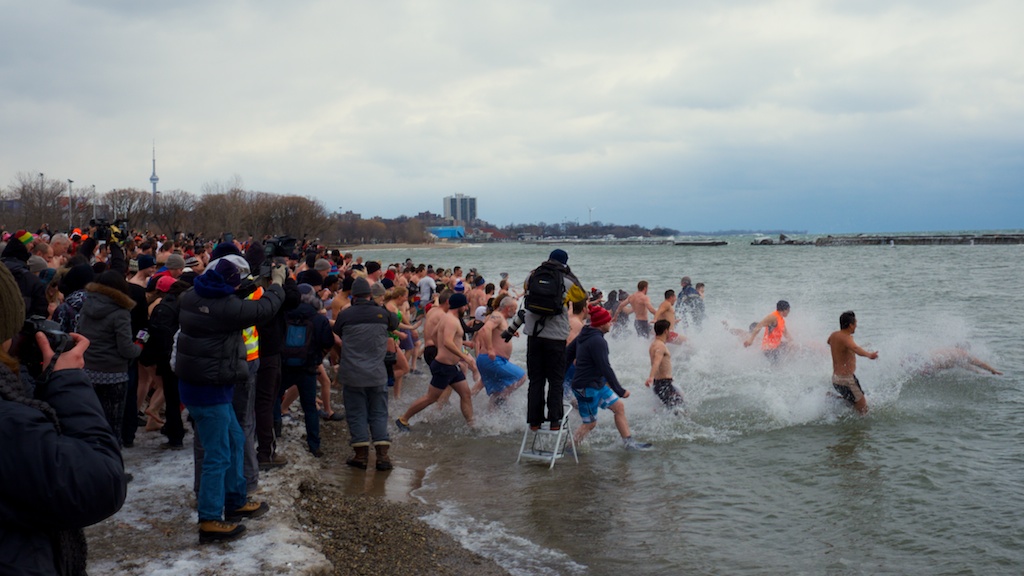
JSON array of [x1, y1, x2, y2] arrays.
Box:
[[501, 310, 526, 342], [11, 316, 73, 378], [260, 235, 297, 278], [90, 218, 128, 244]]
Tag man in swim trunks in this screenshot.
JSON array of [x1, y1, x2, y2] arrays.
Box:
[[396, 293, 477, 429], [421, 290, 451, 367], [646, 320, 684, 409], [474, 296, 527, 406], [745, 300, 793, 362], [654, 290, 687, 344], [827, 310, 878, 415], [625, 280, 656, 338], [568, 305, 652, 450]]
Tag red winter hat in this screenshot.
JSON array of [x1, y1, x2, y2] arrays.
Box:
[[589, 305, 612, 328]]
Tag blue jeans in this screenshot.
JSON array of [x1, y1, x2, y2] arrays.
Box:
[[187, 402, 247, 522], [281, 368, 320, 453], [343, 385, 390, 446]]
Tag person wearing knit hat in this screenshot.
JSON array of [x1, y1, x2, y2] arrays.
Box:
[[0, 259, 128, 574], [53, 263, 96, 333], [175, 246, 286, 543], [165, 254, 186, 277], [332, 268, 400, 470], [364, 261, 382, 282], [211, 242, 242, 261], [351, 276, 372, 298], [518, 247, 587, 432], [396, 289, 478, 431], [137, 254, 157, 271], [565, 305, 652, 451], [2, 234, 48, 319], [27, 255, 48, 275]]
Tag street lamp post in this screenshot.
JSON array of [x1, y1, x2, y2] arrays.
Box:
[[91, 185, 97, 220], [67, 179, 74, 230]]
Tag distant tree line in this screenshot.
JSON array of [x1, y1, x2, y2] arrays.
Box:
[[3, 171, 685, 244], [0, 173, 426, 245]]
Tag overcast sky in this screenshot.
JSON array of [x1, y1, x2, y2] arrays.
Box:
[[2, 0, 1021, 233]]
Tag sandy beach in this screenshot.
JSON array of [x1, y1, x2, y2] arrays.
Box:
[[84, 386, 510, 576]]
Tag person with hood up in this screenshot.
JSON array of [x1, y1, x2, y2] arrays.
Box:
[[77, 270, 143, 448], [175, 257, 285, 544]]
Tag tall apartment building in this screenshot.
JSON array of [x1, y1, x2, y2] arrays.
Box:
[[443, 194, 477, 224]]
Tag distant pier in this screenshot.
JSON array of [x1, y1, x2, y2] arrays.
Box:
[[813, 233, 1024, 246]]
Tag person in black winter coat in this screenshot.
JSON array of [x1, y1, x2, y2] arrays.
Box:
[[175, 258, 285, 543], [0, 262, 126, 575]]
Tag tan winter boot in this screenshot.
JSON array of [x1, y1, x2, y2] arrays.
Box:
[[375, 444, 393, 471], [346, 445, 369, 469], [198, 520, 246, 544]]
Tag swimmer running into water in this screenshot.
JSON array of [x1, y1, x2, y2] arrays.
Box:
[[827, 310, 879, 415], [917, 345, 1002, 376]]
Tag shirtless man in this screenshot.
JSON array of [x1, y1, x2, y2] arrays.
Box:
[[473, 296, 527, 405], [397, 293, 478, 429], [646, 320, 684, 408], [826, 310, 878, 415], [625, 281, 656, 338], [919, 345, 1002, 375], [421, 290, 451, 368], [654, 290, 687, 344], [468, 277, 489, 311]]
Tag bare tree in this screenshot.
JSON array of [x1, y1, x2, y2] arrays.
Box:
[[7, 172, 68, 232], [152, 189, 196, 236], [103, 188, 152, 225]]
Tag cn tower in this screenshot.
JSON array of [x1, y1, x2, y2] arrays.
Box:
[[150, 142, 159, 212]]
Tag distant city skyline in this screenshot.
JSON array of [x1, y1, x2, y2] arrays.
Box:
[[1, 2, 1022, 234]]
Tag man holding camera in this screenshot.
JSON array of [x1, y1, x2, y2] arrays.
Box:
[[515, 249, 588, 431]]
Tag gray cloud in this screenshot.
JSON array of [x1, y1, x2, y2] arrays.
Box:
[[1, 0, 1021, 233]]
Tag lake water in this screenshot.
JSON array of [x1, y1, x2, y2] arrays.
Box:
[[351, 237, 1024, 575]]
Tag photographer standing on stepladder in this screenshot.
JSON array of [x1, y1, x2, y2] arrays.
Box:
[[507, 249, 588, 432], [0, 263, 127, 574]]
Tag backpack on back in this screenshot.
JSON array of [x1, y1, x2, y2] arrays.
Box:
[[524, 262, 565, 316], [282, 316, 315, 368]]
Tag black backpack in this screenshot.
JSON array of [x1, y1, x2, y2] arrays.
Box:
[[524, 262, 566, 316], [281, 316, 315, 368]]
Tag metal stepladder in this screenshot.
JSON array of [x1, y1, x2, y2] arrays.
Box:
[[516, 404, 578, 469]]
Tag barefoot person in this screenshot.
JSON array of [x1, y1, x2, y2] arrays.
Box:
[[625, 281, 656, 338], [826, 310, 878, 415], [474, 296, 527, 406], [919, 345, 1002, 375], [396, 293, 477, 429], [645, 320, 684, 409]]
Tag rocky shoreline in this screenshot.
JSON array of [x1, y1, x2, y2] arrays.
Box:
[[85, 403, 510, 575]]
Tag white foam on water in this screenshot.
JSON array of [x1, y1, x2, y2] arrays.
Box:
[[419, 500, 588, 576]]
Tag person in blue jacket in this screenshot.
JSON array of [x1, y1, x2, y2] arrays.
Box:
[[567, 305, 652, 451]]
